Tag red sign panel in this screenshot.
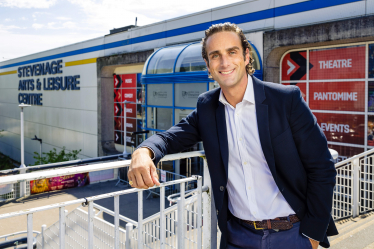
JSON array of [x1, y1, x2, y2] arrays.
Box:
[[121, 74, 137, 88], [114, 75, 122, 90], [309, 46, 365, 80], [309, 82, 365, 112], [282, 51, 307, 81], [314, 113, 364, 145], [281, 83, 306, 101], [121, 88, 137, 103], [125, 118, 137, 133]]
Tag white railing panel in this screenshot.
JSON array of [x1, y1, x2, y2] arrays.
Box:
[[332, 162, 353, 220], [360, 155, 374, 213]]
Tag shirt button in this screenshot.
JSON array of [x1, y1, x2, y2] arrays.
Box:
[[220, 186, 225, 191], [239, 138, 242, 141], [244, 162, 247, 165], [248, 186, 251, 190]]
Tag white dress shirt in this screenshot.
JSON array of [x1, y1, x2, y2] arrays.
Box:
[[219, 76, 295, 221]]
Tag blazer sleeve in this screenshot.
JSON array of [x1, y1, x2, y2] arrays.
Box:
[[289, 87, 337, 242], [137, 108, 202, 165]]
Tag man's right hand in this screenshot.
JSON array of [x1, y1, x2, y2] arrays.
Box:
[[128, 148, 160, 189]]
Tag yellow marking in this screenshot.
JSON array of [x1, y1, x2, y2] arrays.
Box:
[[0, 70, 17, 76], [65, 58, 97, 67]]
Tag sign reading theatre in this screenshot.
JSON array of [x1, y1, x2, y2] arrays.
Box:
[[17, 60, 80, 106]]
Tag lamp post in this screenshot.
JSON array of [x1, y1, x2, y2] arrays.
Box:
[[19, 103, 31, 198], [123, 100, 137, 158], [31, 135, 42, 165]]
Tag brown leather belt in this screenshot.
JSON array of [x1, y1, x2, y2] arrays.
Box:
[[240, 214, 300, 230]]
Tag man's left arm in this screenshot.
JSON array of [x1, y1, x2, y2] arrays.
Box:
[[289, 87, 337, 242]]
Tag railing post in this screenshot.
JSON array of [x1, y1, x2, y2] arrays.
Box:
[[27, 213, 33, 249], [114, 195, 120, 249], [197, 176, 203, 248], [138, 191, 143, 249], [41, 224, 46, 248], [88, 201, 94, 249], [177, 182, 185, 249], [203, 157, 217, 249], [160, 186, 166, 249], [59, 207, 65, 249], [125, 223, 133, 249], [352, 158, 360, 217]]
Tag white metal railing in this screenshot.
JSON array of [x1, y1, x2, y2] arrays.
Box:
[[0, 151, 216, 249], [333, 148, 374, 220]]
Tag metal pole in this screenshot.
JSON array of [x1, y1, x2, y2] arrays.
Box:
[[352, 158, 360, 217], [41, 224, 46, 248], [125, 223, 133, 249], [27, 213, 33, 249], [59, 207, 65, 249], [88, 201, 94, 249], [114, 195, 120, 249], [20, 107, 26, 197], [160, 186, 166, 249], [177, 182, 185, 249], [138, 191, 143, 249], [203, 157, 216, 249], [124, 102, 127, 155]]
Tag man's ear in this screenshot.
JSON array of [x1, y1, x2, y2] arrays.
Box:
[[244, 48, 250, 66], [204, 59, 210, 74]]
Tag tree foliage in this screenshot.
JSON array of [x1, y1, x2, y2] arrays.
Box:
[[32, 147, 81, 165]]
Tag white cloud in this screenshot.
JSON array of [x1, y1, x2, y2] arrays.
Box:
[[32, 23, 44, 29], [20, 17, 27, 20], [0, 24, 23, 30], [56, 16, 71, 21], [62, 21, 76, 29], [4, 18, 12, 22], [0, 0, 57, 9]]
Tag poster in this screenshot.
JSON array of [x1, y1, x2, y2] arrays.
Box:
[[309, 82, 365, 112], [281, 51, 309, 81], [314, 113, 365, 145], [309, 46, 365, 80], [281, 82, 306, 101], [30, 173, 90, 194]]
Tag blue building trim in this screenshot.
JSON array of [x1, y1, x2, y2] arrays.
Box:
[[0, 0, 361, 70]]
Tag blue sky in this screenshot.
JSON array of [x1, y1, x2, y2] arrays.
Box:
[[0, 0, 244, 62]]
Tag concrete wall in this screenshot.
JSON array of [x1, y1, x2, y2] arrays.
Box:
[[263, 15, 374, 83], [96, 50, 153, 156]]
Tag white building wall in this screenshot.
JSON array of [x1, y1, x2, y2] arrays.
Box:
[[0, 0, 371, 164]]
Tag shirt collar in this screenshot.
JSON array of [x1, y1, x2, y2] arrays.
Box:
[[219, 75, 254, 106]]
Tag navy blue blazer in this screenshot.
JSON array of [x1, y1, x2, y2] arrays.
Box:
[[140, 76, 338, 248]]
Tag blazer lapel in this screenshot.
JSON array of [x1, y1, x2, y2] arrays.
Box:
[[252, 76, 277, 181], [216, 101, 229, 181]]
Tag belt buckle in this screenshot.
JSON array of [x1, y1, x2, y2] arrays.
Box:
[[253, 221, 264, 230]]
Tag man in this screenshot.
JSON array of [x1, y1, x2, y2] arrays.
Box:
[[128, 23, 338, 249]]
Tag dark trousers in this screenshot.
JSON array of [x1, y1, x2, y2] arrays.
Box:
[[227, 217, 313, 249]]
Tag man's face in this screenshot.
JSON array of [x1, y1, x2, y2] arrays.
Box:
[[204, 31, 249, 89]]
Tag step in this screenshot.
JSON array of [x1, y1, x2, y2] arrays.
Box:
[[329, 211, 374, 249]]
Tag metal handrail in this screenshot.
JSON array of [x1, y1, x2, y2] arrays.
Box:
[[0, 151, 206, 185], [0, 231, 40, 240], [335, 147, 374, 168]]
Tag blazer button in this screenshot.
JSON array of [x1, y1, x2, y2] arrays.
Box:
[[217, 210, 219, 215], [220, 186, 225, 191]]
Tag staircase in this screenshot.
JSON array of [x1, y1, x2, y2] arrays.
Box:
[[330, 211, 374, 249]]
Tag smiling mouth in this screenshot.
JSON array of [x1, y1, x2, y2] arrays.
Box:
[[220, 69, 235, 75]]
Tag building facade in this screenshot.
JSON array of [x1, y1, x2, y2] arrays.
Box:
[[0, 0, 373, 173]]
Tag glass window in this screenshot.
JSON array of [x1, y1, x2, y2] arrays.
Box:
[[174, 83, 206, 107], [147, 46, 184, 74], [175, 43, 206, 73], [249, 44, 261, 71], [175, 109, 193, 124], [147, 107, 173, 130], [147, 84, 173, 106]]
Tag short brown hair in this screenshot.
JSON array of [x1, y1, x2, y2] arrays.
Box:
[[201, 23, 255, 76]]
